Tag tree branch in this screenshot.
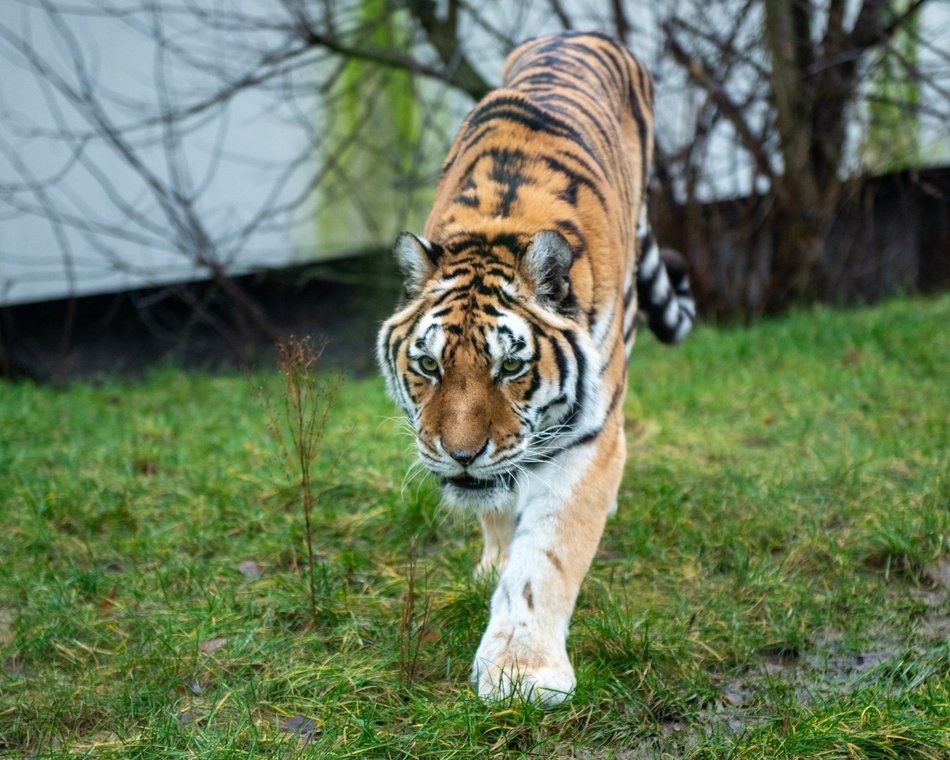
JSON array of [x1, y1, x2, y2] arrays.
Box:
[[403, 0, 491, 100], [664, 23, 779, 189]]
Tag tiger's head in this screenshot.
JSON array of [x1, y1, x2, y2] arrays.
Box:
[[377, 230, 597, 509]]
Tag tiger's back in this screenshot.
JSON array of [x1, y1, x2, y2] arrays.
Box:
[[428, 31, 655, 367], [377, 32, 694, 706]]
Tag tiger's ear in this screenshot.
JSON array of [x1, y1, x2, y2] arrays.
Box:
[[394, 232, 443, 298], [523, 230, 574, 306]]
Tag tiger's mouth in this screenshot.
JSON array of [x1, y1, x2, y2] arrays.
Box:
[[443, 471, 515, 491], [444, 474, 501, 491]]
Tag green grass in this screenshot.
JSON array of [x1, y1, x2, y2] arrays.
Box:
[[1, 295, 948, 758]]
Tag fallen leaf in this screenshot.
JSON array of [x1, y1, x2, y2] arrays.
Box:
[[177, 710, 204, 726], [237, 560, 262, 579], [280, 715, 314, 733], [98, 585, 118, 611], [199, 637, 228, 653], [280, 715, 320, 744]]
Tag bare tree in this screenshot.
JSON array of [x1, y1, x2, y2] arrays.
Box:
[[660, 0, 948, 313], [1, 0, 945, 356], [0, 0, 497, 352]]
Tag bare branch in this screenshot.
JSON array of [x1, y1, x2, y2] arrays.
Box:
[[664, 21, 779, 188]]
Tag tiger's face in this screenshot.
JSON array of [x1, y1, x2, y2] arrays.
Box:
[[377, 230, 591, 509]]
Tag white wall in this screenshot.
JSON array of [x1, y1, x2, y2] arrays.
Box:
[[1, 0, 946, 306]]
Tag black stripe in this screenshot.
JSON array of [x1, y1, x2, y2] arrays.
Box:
[[561, 330, 586, 429], [554, 218, 588, 257], [523, 366, 541, 401], [540, 154, 607, 208], [600, 336, 621, 376], [628, 83, 650, 191], [556, 146, 608, 183], [564, 378, 625, 450], [541, 95, 620, 171], [465, 97, 580, 141], [595, 42, 631, 93], [455, 125, 495, 157], [623, 315, 637, 346], [575, 43, 622, 93]]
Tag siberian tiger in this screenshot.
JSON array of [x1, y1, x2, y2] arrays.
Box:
[[377, 31, 695, 705]]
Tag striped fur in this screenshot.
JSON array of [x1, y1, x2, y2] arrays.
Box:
[[377, 32, 694, 705], [635, 205, 696, 344]]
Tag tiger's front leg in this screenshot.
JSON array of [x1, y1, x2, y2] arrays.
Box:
[[472, 415, 625, 705]]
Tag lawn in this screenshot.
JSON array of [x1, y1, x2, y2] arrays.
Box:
[[1, 295, 947, 758]]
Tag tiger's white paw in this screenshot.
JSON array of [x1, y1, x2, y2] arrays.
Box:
[[471, 648, 576, 706]]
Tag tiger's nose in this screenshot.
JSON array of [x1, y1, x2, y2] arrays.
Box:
[[449, 439, 488, 466]]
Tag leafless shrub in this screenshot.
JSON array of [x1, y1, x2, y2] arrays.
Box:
[[399, 547, 434, 689], [268, 335, 341, 629]]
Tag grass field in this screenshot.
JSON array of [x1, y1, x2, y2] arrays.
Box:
[[1, 295, 948, 758]]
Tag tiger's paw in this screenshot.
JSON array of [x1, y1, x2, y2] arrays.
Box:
[[471, 650, 576, 706]]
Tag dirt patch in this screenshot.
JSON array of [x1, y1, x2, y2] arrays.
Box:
[[913, 558, 950, 642], [923, 557, 950, 592], [716, 560, 950, 714]]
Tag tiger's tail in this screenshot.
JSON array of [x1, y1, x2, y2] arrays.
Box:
[[635, 208, 695, 345]]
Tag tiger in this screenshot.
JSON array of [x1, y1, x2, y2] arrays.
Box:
[[377, 31, 695, 705]]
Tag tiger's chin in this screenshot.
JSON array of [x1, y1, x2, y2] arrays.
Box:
[[441, 472, 516, 511]]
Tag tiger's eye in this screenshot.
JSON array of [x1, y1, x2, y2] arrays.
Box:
[[419, 355, 439, 374], [500, 358, 525, 375]]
